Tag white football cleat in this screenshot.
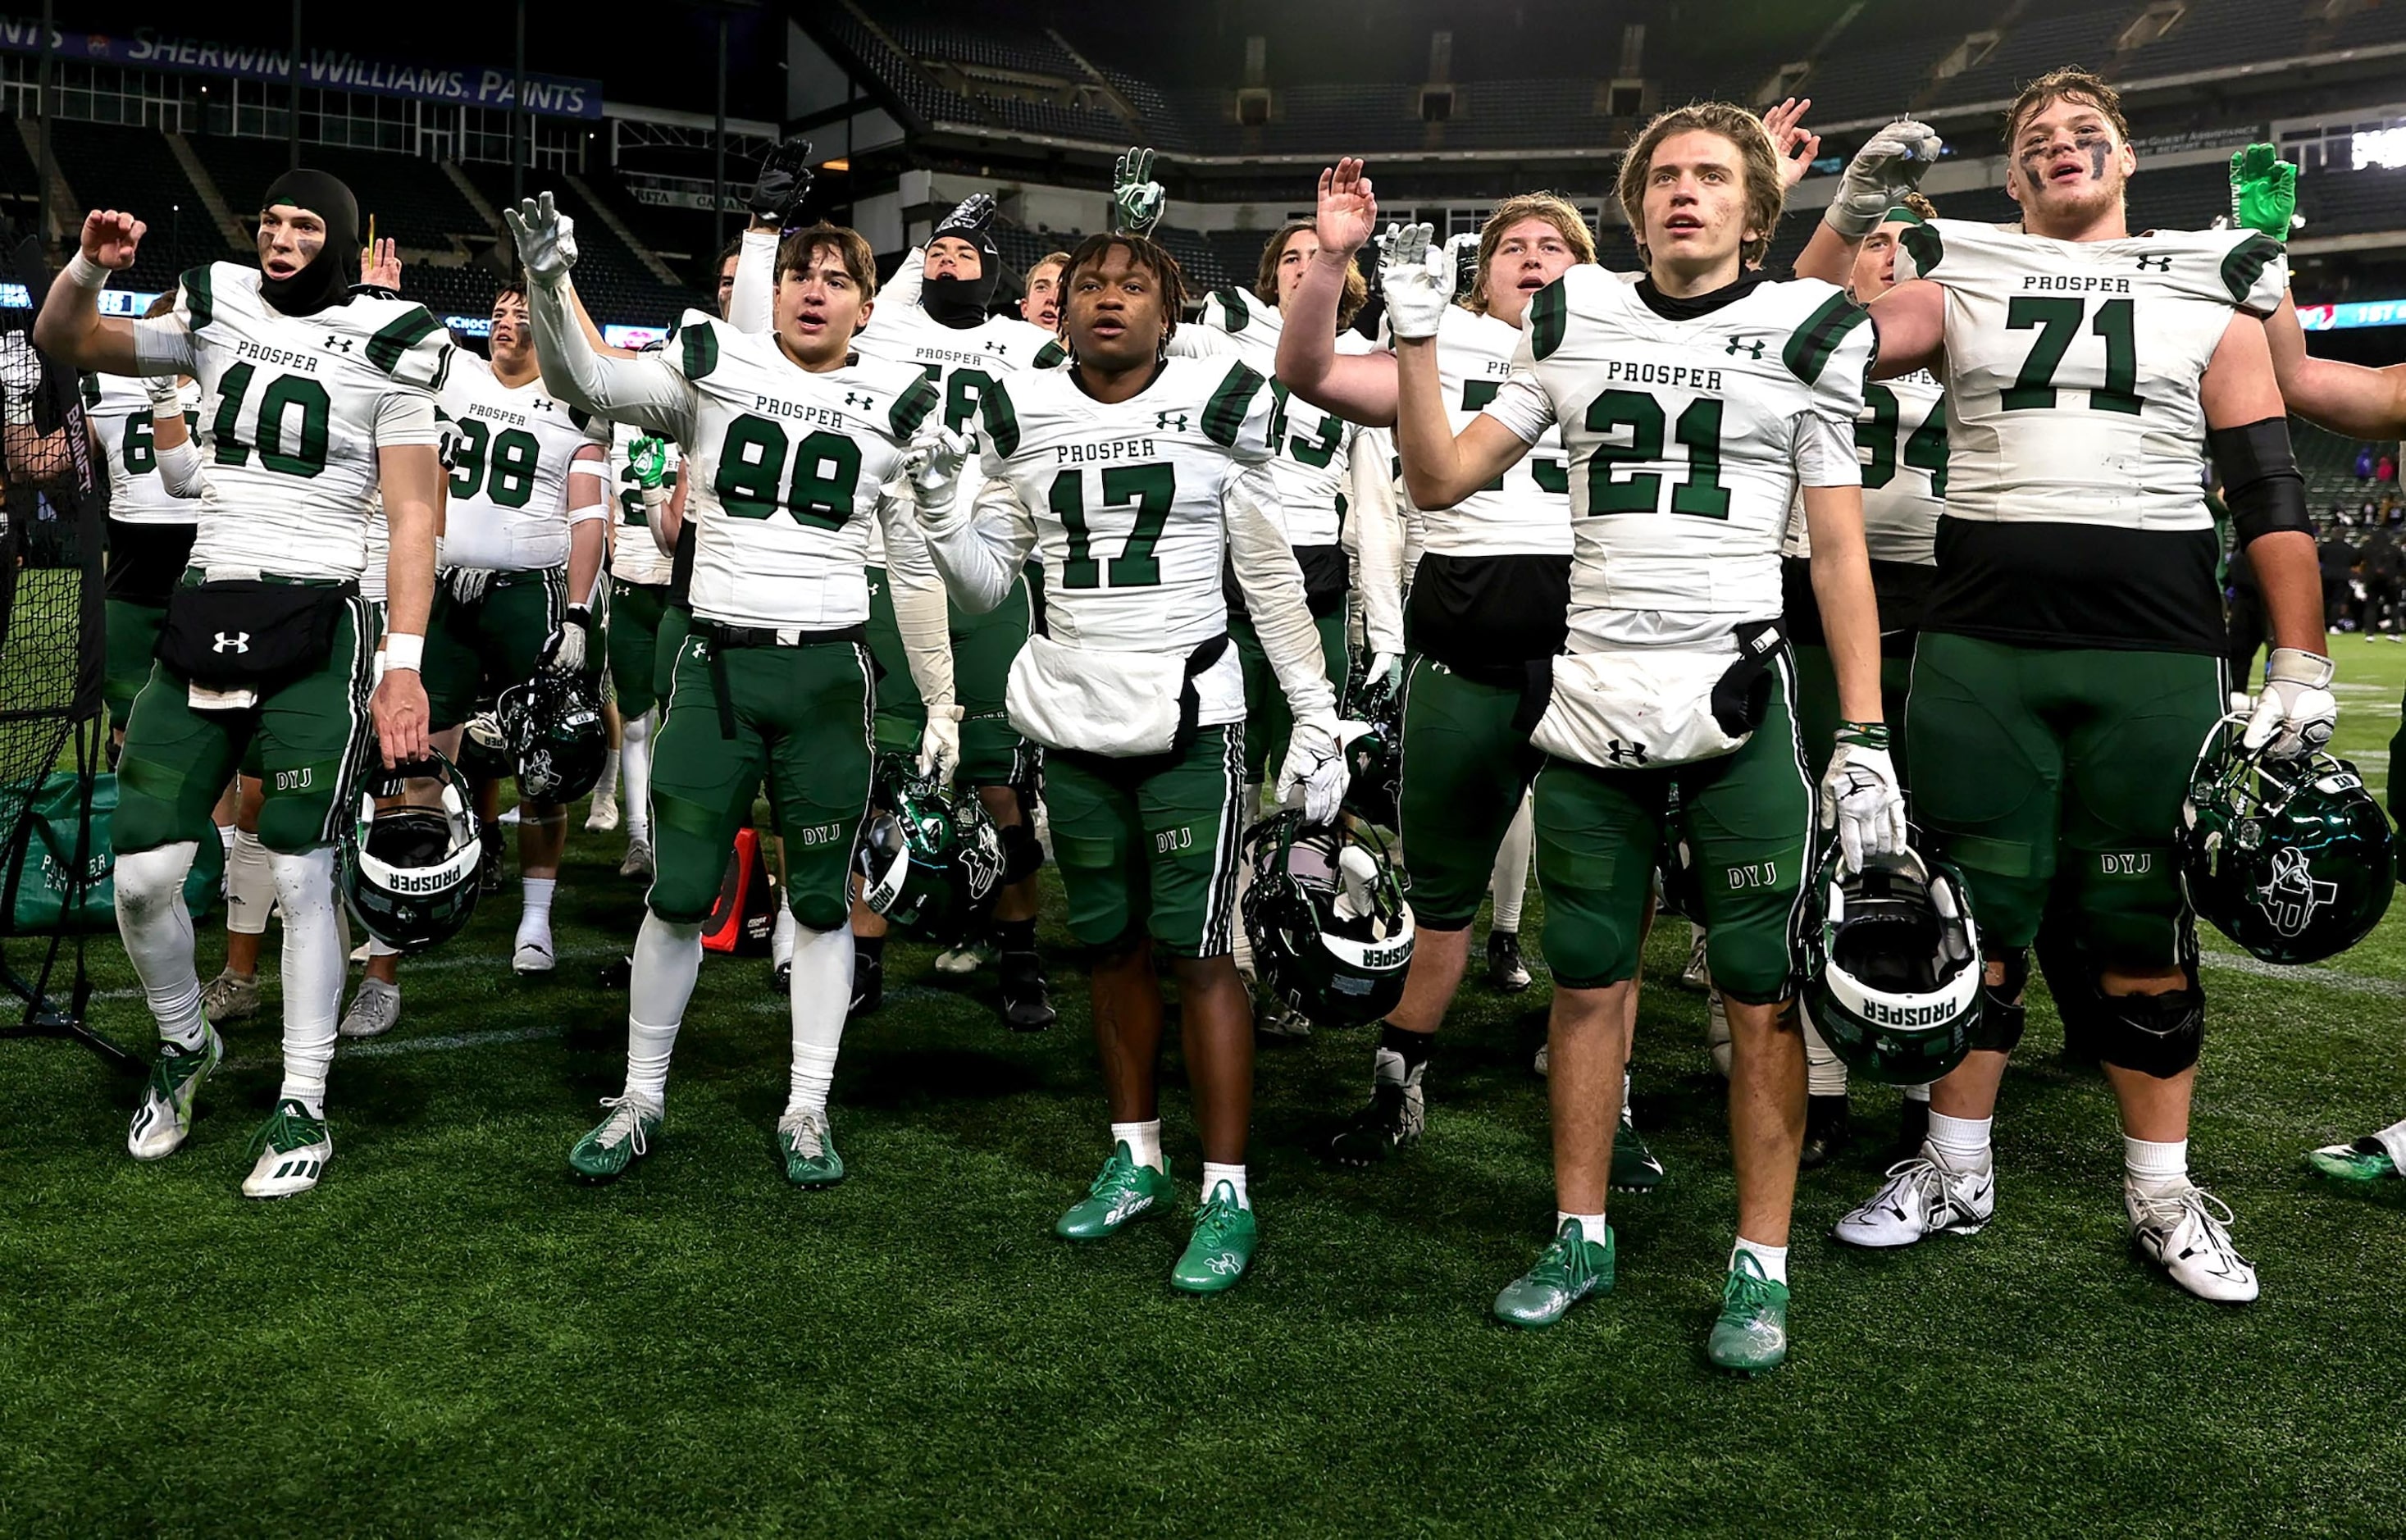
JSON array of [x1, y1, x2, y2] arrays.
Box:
[[127, 1027, 225, 1160], [1831, 1153, 1995, 1248], [240, 1099, 333, 1199], [339, 977, 402, 1039], [585, 791, 620, 832], [513, 913, 556, 975], [2128, 1183, 2258, 1303], [618, 836, 654, 881], [1707, 987, 1731, 1078], [1681, 923, 1710, 990]]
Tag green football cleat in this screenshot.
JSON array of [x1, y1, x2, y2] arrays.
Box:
[[240, 1098, 333, 1199], [1055, 1141, 1174, 1240], [1612, 1114, 1666, 1193], [2308, 1137, 2401, 1182], [1169, 1182, 1258, 1293], [127, 1027, 225, 1161], [1707, 1252, 1791, 1374], [1492, 1218, 1615, 1328], [777, 1109, 845, 1187], [567, 1096, 662, 1183]]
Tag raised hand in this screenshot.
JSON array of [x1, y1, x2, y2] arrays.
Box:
[[504, 192, 579, 285], [937, 193, 997, 235], [1315, 158, 1378, 257], [80, 209, 146, 271], [749, 137, 815, 227], [1112, 146, 1166, 236], [2230, 144, 2298, 242], [1825, 119, 1945, 238], [359, 237, 401, 291], [1763, 98, 1822, 192], [1376, 223, 1449, 340]]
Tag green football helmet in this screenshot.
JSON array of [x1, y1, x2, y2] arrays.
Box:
[[1242, 810, 1415, 1028], [1340, 665, 1402, 828], [454, 704, 516, 781], [853, 757, 1005, 942], [498, 672, 608, 804], [1797, 842, 1983, 1086], [339, 749, 483, 953], [2181, 720, 2394, 965]]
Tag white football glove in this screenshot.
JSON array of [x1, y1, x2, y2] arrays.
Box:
[[1111, 146, 1166, 237], [1376, 222, 1450, 341], [504, 192, 580, 285], [905, 422, 971, 521], [1824, 120, 1945, 239], [1276, 714, 1356, 827], [1819, 723, 1908, 873], [1367, 650, 1405, 698], [918, 703, 964, 788], [1442, 230, 1481, 303], [540, 604, 592, 675], [2244, 646, 2337, 759], [445, 567, 491, 607], [143, 374, 184, 412]]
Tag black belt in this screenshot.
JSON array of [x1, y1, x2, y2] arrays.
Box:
[[693, 620, 867, 738]]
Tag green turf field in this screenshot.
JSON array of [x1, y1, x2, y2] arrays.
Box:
[[6, 638, 2406, 1537]]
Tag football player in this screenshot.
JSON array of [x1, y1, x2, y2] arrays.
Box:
[[511, 196, 953, 1187], [914, 233, 1347, 1293], [599, 419, 677, 881], [846, 194, 1062, 1028], [1838, 72, 2322, 1302], [1389, 103, 1893, 1371], [34, 171, 450, 1196], [2232, 143, 2406, 1185], [1020, 250, 1069, 331], [1785, 120, 1953, 1164]]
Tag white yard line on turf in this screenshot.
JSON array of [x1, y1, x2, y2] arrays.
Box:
[[89, 944, 631, 1004], [2199, 950, 2406, 999]]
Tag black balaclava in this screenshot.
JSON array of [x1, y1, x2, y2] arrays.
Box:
[[923, 212, 1001, 329], [258, 169, 361, 317]]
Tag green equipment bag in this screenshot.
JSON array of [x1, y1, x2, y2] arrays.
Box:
[[5, 773, 221, 935]]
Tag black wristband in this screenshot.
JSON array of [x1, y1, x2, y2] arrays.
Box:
[[2211, 417, 2311, 544]]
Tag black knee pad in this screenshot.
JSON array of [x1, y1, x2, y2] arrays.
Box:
[[1000, 819, 1044, 886], [2094, 986, 2205, 1078], [1968, 948, 2029, 1054], [1082, 923, 1148, 969]]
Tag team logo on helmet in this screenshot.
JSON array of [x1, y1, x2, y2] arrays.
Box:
[[2259, 845, 2338, 937], [2181, 718, 2393, 966]]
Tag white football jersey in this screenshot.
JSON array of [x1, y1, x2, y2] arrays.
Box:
[[1195, 289, 1374, 551], [85, 372, 200, 525], [435, 353, 609, 571], [1483, 267, 1872, 652], [606, 420, 679, 588], [1420, 304, 1573, 558], [851, 303, 1056, 521], [1895, 217, 2285, 650], [1783, 368, 1947, 568], [977, 355, 1279, 664], [134, 262, 449, 579], [649, 313, 937, 630]]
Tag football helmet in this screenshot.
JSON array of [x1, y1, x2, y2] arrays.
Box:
[[498, 671, 608, 804], [339, 749, 483, 953], [854, 757, 1005, 942], [453, 704, 516, 781], [1242, 810, 1415, 1028], [1340, 664, 1402, 827], [2181, 718, 2394, 965], [1797, 842, 1983, 1086]]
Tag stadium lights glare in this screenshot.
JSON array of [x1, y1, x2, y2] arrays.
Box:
[[2354, 125, 2406, 171]]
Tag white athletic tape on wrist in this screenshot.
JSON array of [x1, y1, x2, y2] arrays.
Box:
[[383, 633, 426, 672], [66, 250, 112, 290]]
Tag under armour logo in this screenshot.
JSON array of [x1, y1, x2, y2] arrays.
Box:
[[2261, 845, 2338, 936], [212, 631, 250, 654], [532, 396, 553, 412], [1725, 336, 1766, 358], [990, 342, 1009, 358], [843, 391, 875, 408], [2135, 254, 2173, 271], [1156, 411, 1188, 431], [1205, 1253, 1242, 1276], [323, 335, 355, 353], [1602, 739, 1648, 766]]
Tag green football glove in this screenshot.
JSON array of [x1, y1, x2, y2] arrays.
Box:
[[2230, 144, 2298, 242], [627, 435, 670, 489], [1112, 146, 1165, 236]]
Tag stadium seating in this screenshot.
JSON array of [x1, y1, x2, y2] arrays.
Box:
[[43, 122, 209, 295], [2299, 163, 2406, 239], [453, 164, 701, 326], [1799, 1, 1970, 124]]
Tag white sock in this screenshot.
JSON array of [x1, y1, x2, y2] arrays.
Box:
[[772, 901, 796, 968], [784, 919, 854, 1116], [1489, 791, 1533, 932], [595, 747, 621, 801], [1619, 1068, 1633, 1125], [367, 936, 399, 959], [2123, 1134, 2190, 1197], [1926, 1110, 1993, 1172], [115, 841, 207, 1049], [216, 822, 236, 857], [517, 877, 557, 955], [1201, 1160, 1250, 1209], [1556, 1210, 1609, 1246], [1802, 1009, 1849, 1097], [1733, 1236, 1789, 1285], [1903, 1082, 1932, 1104], [2373, 1119, 2406, 1171], [622, 709, 654, 839], [1111, 1119, 1164, 1171], [224, 827, 275, 940], [624, 912, 706, 1103], [269, 847, 344, 1117]]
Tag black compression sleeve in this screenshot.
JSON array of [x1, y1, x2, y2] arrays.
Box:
[[2210, 416, 2311, 544]]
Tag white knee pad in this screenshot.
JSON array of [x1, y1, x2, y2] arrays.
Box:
[[225, 827, 276, 936]]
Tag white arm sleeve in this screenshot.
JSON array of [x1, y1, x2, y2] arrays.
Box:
[[153, 435, 207, 497], [566, 443, 611, 524], [528, 280, 696, 441], [877, 492, 958, 708], [731, 227, 778, 335], [883, 247, 926, 313], [1226, 461, 1338, 725], [923, 474, 1037, 616], [131, 316, 198, 379], [1347, 426, 1406, 654]]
